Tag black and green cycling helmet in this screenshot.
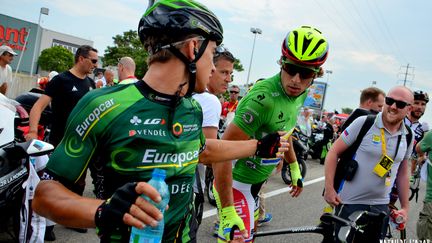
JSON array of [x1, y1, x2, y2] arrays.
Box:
[[281, 26, 329, 71], [414, 90, 429, 103], [138, 0, 223, 46]]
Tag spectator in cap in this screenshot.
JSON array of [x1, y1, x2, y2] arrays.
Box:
[[48, 71, 59, 81], [0, 45, 18, 95]]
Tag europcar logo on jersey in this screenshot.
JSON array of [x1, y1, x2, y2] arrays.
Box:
[[75, 98, 116, 137], [172, 122, 183, 136], [141, 148, 199, 167], [65, 135, 85, 158]]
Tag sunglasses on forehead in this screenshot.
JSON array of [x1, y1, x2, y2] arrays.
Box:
[[282, 63, 317, 79], [385, 97, 411, 109], [214, 45, 234, 59]]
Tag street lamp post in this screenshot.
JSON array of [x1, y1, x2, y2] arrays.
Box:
[[30, 7, 49, 77], [325, 70, 333, 82], [245, 27, 262, 88], [321, 69, 333, 119]]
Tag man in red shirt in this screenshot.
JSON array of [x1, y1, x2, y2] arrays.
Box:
[[221, 85, 240, 120]]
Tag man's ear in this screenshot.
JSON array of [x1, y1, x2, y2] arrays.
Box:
[[185, 38, 200, 61], [365, 99, 373, 107]]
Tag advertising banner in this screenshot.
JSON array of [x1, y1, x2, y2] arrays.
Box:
[[0, 14, 38, 74], [303, 81, 327, 110]]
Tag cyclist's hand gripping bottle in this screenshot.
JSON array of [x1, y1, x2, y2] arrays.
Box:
[[129, 169, 170, 243]]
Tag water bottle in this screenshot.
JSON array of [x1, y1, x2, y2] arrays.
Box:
[[389, 209, 405, 230], [129, 169, 170, 243]]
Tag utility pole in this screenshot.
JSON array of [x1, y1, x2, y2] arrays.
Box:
[[399, 63, 414, 86]]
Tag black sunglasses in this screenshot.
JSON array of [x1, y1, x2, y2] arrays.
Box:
[[385, 97, 411, 109], [282, 63, 316, 79], [230, 90, 239, 94], [85, 57, 98, 64]]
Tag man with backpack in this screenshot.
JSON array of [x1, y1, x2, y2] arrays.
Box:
[[324, 86, 414, 241]]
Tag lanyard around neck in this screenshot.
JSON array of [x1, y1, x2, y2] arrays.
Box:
[[228, 100, 238, 112], [381, 128, 403, 160], [380, 128, 387, 155]]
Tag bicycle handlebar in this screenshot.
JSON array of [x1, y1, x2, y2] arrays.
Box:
[[255, 210, 386, 242]]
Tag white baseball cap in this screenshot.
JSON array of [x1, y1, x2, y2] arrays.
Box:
[[48, 71, 59, 81], [0, 45, 18, 56]]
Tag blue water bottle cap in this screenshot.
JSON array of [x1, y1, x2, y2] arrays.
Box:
[[152, 168, 166, 180]]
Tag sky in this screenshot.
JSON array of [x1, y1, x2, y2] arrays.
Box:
[[3, 0, 432, 122]]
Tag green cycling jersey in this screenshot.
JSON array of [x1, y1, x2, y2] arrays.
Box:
[[45, 81, 205, 242], [232, 73, 307, 184]]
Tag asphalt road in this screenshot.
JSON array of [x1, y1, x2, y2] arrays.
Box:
[[0, 158, 426, 242]]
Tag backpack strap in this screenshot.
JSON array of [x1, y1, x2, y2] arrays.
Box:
[[404, 124, 413, 150], [345, 114, 376, 160], [333, 114, 376, 191]]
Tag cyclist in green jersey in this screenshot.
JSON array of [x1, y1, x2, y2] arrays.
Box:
[[32, 1, 288, 242], [212, 26, 329, 242]]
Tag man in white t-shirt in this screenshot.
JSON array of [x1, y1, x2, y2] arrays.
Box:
[[0, 45, 17, 95], [192, 46, 235, 228]]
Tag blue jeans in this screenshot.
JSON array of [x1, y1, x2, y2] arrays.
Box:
[[334, 204, 389, 243]]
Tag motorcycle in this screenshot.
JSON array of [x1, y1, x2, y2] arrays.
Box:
[[308, 127, 324, 159], [0, 94, 54, 241], [309, 124, 333, 165], [281, 126, 308, 185]]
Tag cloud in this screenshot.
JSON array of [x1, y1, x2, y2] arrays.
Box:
[[50, 0, 141, 25]]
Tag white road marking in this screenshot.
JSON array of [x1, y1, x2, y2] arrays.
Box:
[[202, 176, 325, 219]]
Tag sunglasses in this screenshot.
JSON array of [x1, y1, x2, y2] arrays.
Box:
[[214, 45, 234, 59], [282, 63, 317, 79], [85, 57, 98, 64], [230, 91, 239, 94], [385, 97, 411, 109]]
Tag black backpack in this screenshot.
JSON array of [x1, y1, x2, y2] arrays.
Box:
[[333, 114, 413, 192]]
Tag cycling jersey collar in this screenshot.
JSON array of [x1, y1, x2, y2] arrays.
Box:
[[135, 80, 181, 106], [404, 116, 419, 126]]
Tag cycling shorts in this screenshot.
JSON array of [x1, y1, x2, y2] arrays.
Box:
[[231, 180, 264, 242]]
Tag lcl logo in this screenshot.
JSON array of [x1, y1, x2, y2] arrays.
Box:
[[143, 118, 166, 125]]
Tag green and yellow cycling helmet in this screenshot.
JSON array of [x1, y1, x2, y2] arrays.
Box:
[[281, 26, 329, 71], [138, 0, 223, 45]]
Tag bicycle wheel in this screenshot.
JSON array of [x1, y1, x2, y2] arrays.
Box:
[[205, 167, 216, 206]]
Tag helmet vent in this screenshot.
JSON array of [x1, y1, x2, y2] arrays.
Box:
[[302, 38, 312, 55], [293, 31, 299, 53], [309, 39, 326, 57]]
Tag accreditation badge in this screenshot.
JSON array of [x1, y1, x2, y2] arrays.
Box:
[[373, 154, 394, 177]]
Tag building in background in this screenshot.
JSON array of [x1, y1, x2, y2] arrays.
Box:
[[0, 13, 94, 75]]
